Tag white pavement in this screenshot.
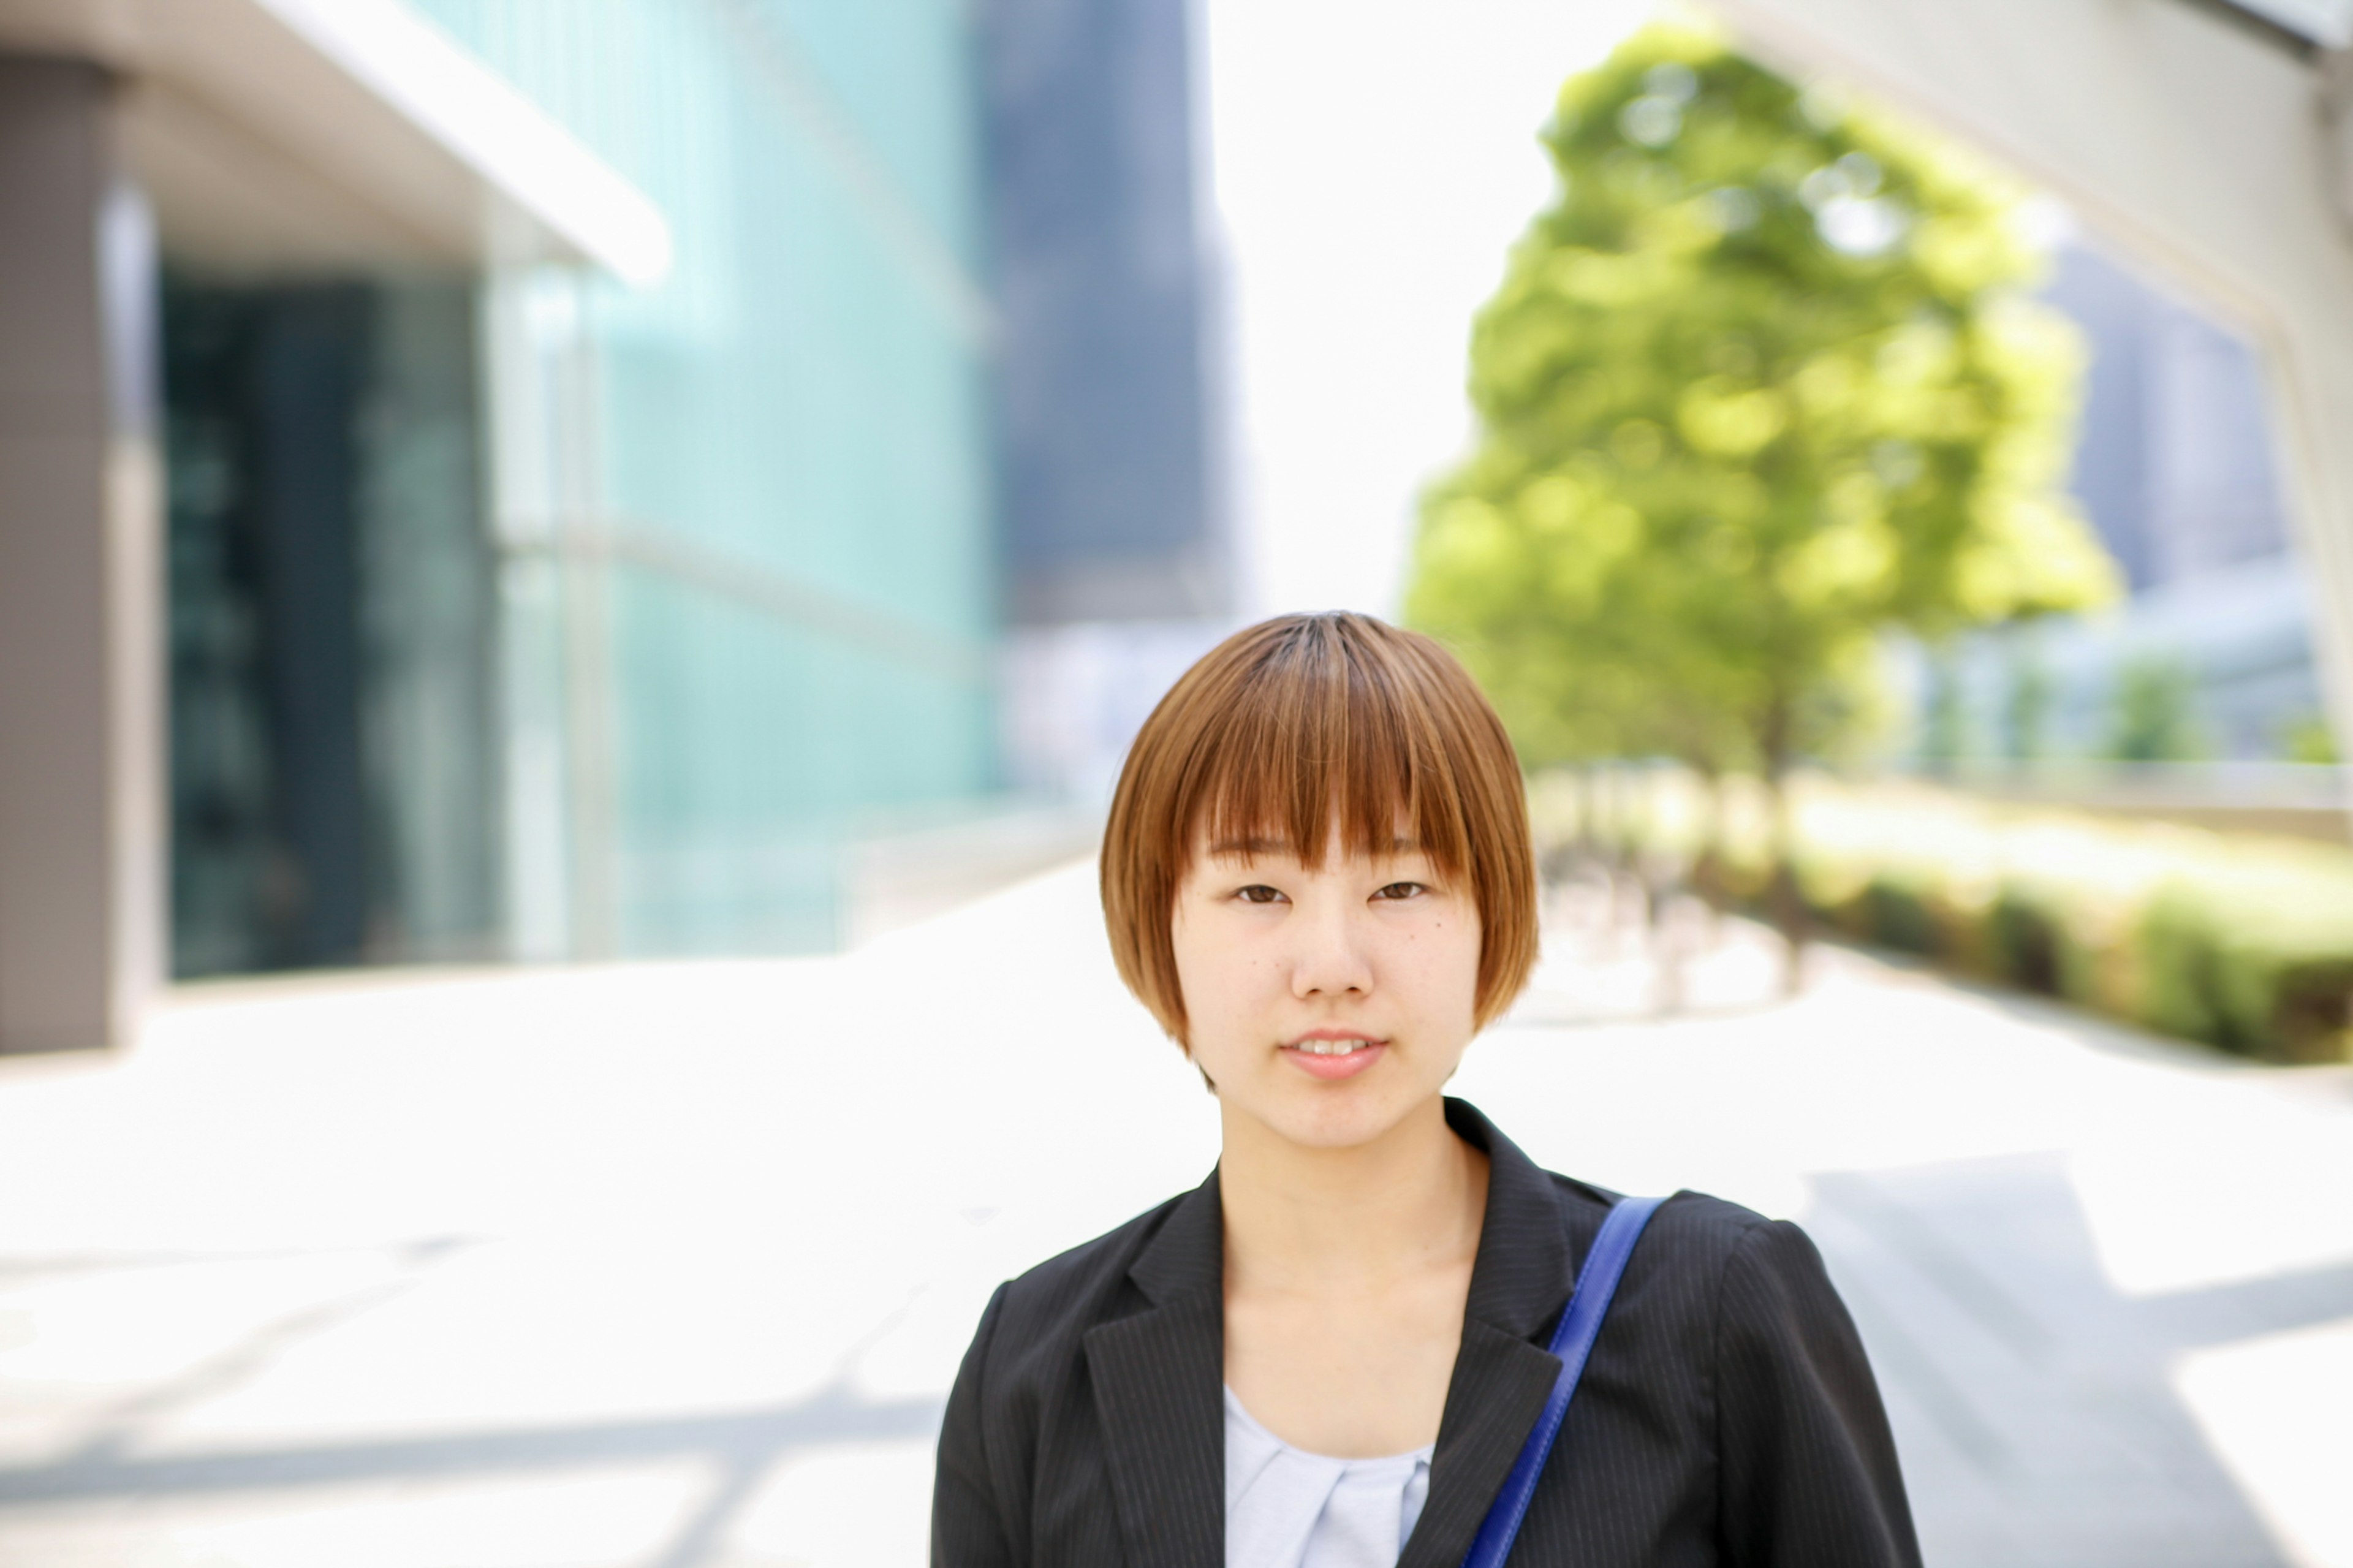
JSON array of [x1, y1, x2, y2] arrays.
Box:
[[0, 862, 2347, 1568]]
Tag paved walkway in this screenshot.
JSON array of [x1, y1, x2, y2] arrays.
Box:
[[0, 863, 2347, 1567]]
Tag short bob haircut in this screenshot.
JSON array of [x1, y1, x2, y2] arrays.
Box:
[[1101, 612, 1539, 1045]]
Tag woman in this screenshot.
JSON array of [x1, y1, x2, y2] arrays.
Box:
[[933, 613, 1919, 1567]]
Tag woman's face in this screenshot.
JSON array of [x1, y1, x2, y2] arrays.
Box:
[[1170, 826, 1483, 1151]]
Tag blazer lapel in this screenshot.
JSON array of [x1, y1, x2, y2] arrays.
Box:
[[1085, 1170, 1226, 1568], [1396, 1100, 1590, 1568], [1400, 1320, 1569, 1568]]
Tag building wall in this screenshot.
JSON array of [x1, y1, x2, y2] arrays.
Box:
[[406, 0, 1001, 954], [2044, 243, 2293, 594], [2040, 239, 2323, 758], [977, 0, 1224, 624], [975, 0, 1233, 805]]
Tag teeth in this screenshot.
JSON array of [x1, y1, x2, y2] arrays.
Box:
[[1297, 1039, 1365, 1055]]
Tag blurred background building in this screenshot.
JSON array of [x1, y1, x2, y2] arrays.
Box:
[[0, 0, 1229, 1050], [1895, 233, 2333, 768], [979, 0, 1237, 808], [2036, 237, 2323, 757]]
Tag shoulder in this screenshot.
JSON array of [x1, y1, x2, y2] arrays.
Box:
[[1640, 1187, 1792, 1263], [1547, 1175, 1836, 1328], [994, 1189, 1188, 1328], [1598, 1186, 1864, 1388], [1540, 1170, 1785, 1262], [1535, 1176, 1876, 1431]]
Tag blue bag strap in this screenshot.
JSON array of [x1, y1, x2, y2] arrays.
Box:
[[1460, 1194, 1665, 1568]]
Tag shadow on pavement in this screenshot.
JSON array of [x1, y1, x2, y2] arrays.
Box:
[[1809, 1154, 2352, 1568], [0, 1235, 943, 1568], [0, 1379, 944, 1568]]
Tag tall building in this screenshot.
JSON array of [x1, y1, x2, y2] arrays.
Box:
[[0, 0, 1221, 1050], [977, 0, 1237, 805], [979, 0, 1224, 626], [1900, 233, 2329, 767], [2023, 239, 2327, 759], [2047, 243, 2295, 591]]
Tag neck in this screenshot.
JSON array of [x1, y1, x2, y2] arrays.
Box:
[[1219, 1095, 1489, 1293]]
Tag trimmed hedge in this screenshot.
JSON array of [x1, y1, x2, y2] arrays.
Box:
[[1537, 770, 2353, 1064]]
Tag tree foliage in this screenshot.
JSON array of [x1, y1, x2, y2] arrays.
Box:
[[1407, 18, 2118, 779], [2105, 657, 2208, 763]]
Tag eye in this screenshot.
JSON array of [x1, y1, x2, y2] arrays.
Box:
[[1373, 881, 1427, 901], [1236, 884, 1287, 905]]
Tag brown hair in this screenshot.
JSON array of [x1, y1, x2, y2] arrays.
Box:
[[1101, 612, 1538, 1044]]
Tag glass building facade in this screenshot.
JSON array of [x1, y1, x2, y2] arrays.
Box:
[[426, 0, 999, 958], [166, 0, 1004, 969], [165, 278, 497, 975]]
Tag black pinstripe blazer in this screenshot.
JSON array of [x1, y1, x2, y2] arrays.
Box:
[[933, 1099, 1920, 1567]]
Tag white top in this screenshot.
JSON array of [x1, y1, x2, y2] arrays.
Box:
[[1224, 1386, 1434, 1568]]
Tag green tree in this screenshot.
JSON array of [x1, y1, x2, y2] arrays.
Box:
[[2280, 713, 2340, 765], [1919, 645, 1971, 774], [1407, 18, 2116, 964], [2105, 657, 2207, 763], [2001, 633, 2056, 763]]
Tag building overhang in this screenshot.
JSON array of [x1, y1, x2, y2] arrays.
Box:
[[0, 0, 670, 283], [2215, 0, 2353, 50]]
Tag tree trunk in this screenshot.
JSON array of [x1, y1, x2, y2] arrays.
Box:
[[1689, 765, 1725, 947], [1759, 710, 1808, 997], [1764, 784, 1808, 994], [1643, 767, 1684, 1015], [1601, 765, 1643, 948]]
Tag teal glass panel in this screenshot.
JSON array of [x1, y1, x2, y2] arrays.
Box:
[[406, 0, 998, 953]]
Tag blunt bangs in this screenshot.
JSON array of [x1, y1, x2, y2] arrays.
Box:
[[1101, 612, 1538, 1044], [1191, 623, 1471, 882]]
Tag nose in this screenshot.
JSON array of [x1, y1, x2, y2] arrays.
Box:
[[1289, 894, 1374, 1001]]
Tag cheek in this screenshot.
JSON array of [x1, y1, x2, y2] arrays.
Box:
[[1183, 936, 1271, 996], [1413, 910, 1484, 1009], [1169, 909, 1262, 1037]]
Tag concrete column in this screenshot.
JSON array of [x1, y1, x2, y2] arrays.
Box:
[[0, 59, 164, 1053]]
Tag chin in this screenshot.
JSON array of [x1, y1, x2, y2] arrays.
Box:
[[1256, 1080, 1427, 1151]]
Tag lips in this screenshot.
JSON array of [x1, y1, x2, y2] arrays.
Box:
[[1280, 1035, 1386, 1081]]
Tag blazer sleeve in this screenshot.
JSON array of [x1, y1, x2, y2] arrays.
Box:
[[1714, 1218, 1923, 1568], [933, 1282, 1017, 1568]]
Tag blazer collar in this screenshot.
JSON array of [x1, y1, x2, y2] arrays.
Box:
[[1398, 1099, 1585, 1568], [1112, 1101, 1575, 1316], [1083, 1102, 1586, 1568], [1452, 1097, 1577, 1339], [1129, 1164, 1225, 1307]]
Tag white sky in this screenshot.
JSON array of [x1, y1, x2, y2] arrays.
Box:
[[1199, 0, 1658, 618]]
